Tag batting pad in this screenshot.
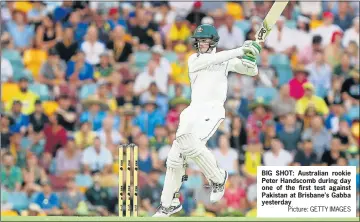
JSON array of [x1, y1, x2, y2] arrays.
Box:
[[161, 141, 186, 208], [177, 134, 225, 184]]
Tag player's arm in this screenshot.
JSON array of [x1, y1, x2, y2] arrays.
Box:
[[227, 57, 258, 77], [188, 48, 244, 73], [188, 40, 261, 73]]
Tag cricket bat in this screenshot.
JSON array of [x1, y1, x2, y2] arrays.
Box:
[[255, 1, 289, 43], [253, 1, 289, 87]]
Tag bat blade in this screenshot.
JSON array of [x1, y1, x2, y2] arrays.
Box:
[[255, 1, 289, 43]]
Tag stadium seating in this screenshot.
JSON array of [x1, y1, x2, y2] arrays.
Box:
[[7, 192, 29, 211], [134, 51, 152, 71], [255, 87, 278, 103], [235, 20, 251, 33], [79, 83, 98, 100], [29, 83, 51, 101]]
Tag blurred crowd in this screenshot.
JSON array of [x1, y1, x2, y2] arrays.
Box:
[[1, 0, 359, 218]]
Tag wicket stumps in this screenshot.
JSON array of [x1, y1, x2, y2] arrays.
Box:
[[118, 144, 138, 217]]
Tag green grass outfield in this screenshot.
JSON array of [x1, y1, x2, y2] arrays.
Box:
[[2, 217, 359, 221]]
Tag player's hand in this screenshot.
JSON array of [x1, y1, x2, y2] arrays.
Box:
[[240, 40, 262, 57], [241, 53, 258, 76]]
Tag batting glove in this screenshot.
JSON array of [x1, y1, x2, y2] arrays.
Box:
[[241, 40, 262, 57]]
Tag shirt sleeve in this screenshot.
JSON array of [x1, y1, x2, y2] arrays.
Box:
[[227, 58, 258, 76], [295, 99, 305, 115], [188, 47, 244, 73], [319, 98, 329, 115]]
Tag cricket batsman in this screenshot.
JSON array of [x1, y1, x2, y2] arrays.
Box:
[[153, 24, 261, 217]]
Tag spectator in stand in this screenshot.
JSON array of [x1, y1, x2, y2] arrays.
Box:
[[324, 31, 344, 68], [66, 51, 94, 88], [166, 97, 190, 132], [8, 101, 29, 134], [27, 1, 47, 25], [342, 16, 359, 48], [312, 12, 342, 46], [260, 120, 277, 151], [325, 77, 345, 107], [140, 82, 168, 116], [229, 116, 247, 163], [334, 2, 354, 31], [139, 169, 162, 215], [88, 80, 117, 112], [341, 67, 360, 107], [306, 50, 332, 97], [277, 113, 302, 153], [116, 79, 140, 115], [56, 95, 77, 132], [1, 152, 23, 191], [63, 11, 89, 43], [33, 181, 61, 215], [246, 100, 272, 143], [333, 52, 354, 78], [212, 134, 239, 174], [293, 15, 311, 52], [6, 10, 35, 52], [129, 8, 161, 49], [149, 125, 168, 152], [263, 136, 293, 166], [257, 47, 277, 88], [296, 82, 329, 117], [74, 122, 96, 150], [35, 14, 62, 51], [289, 68, 309, 100], [150, 45, 171, 92], [106, 26, 134, 65], [81, 26, 105, 66], [298, 35, 323, 65], [81, 137, 113, 174], [85, 175, 112, 216], [223, 174, 247, 212], [217, 14, 244, 50], [321, 137, 346, 166], [97, 116, 122, 151], [167, 15, 191, 49], [271, 84, 296, 117], [5, 76, 39, 115], [94, 52, 114, 81], [55, 26, 79, 62], [59, 178, 85, 216], [38, 48, 67, 93], [325, 100, 351, 134], [170, 43, 190, 86], [1, 57, 13, 83], [265, 16, 295, 54], [106, 7, 127, 31], [186, 1, 206, 27], [137, 133, 159, 174], [55, 138, 82, 178], [80, 98, 118, 131], [245, 183, 257, 217], [134, 98, 165, 137], [242, 143, 262, 181], [134, 60, 167, 95], [22, 154, 47, 194], [302, 115, 332, 159], [1, 114, 13, 150], [43, 114, 67, 166], [335, 120, 357, 148], [293, 139, 318, 166]]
